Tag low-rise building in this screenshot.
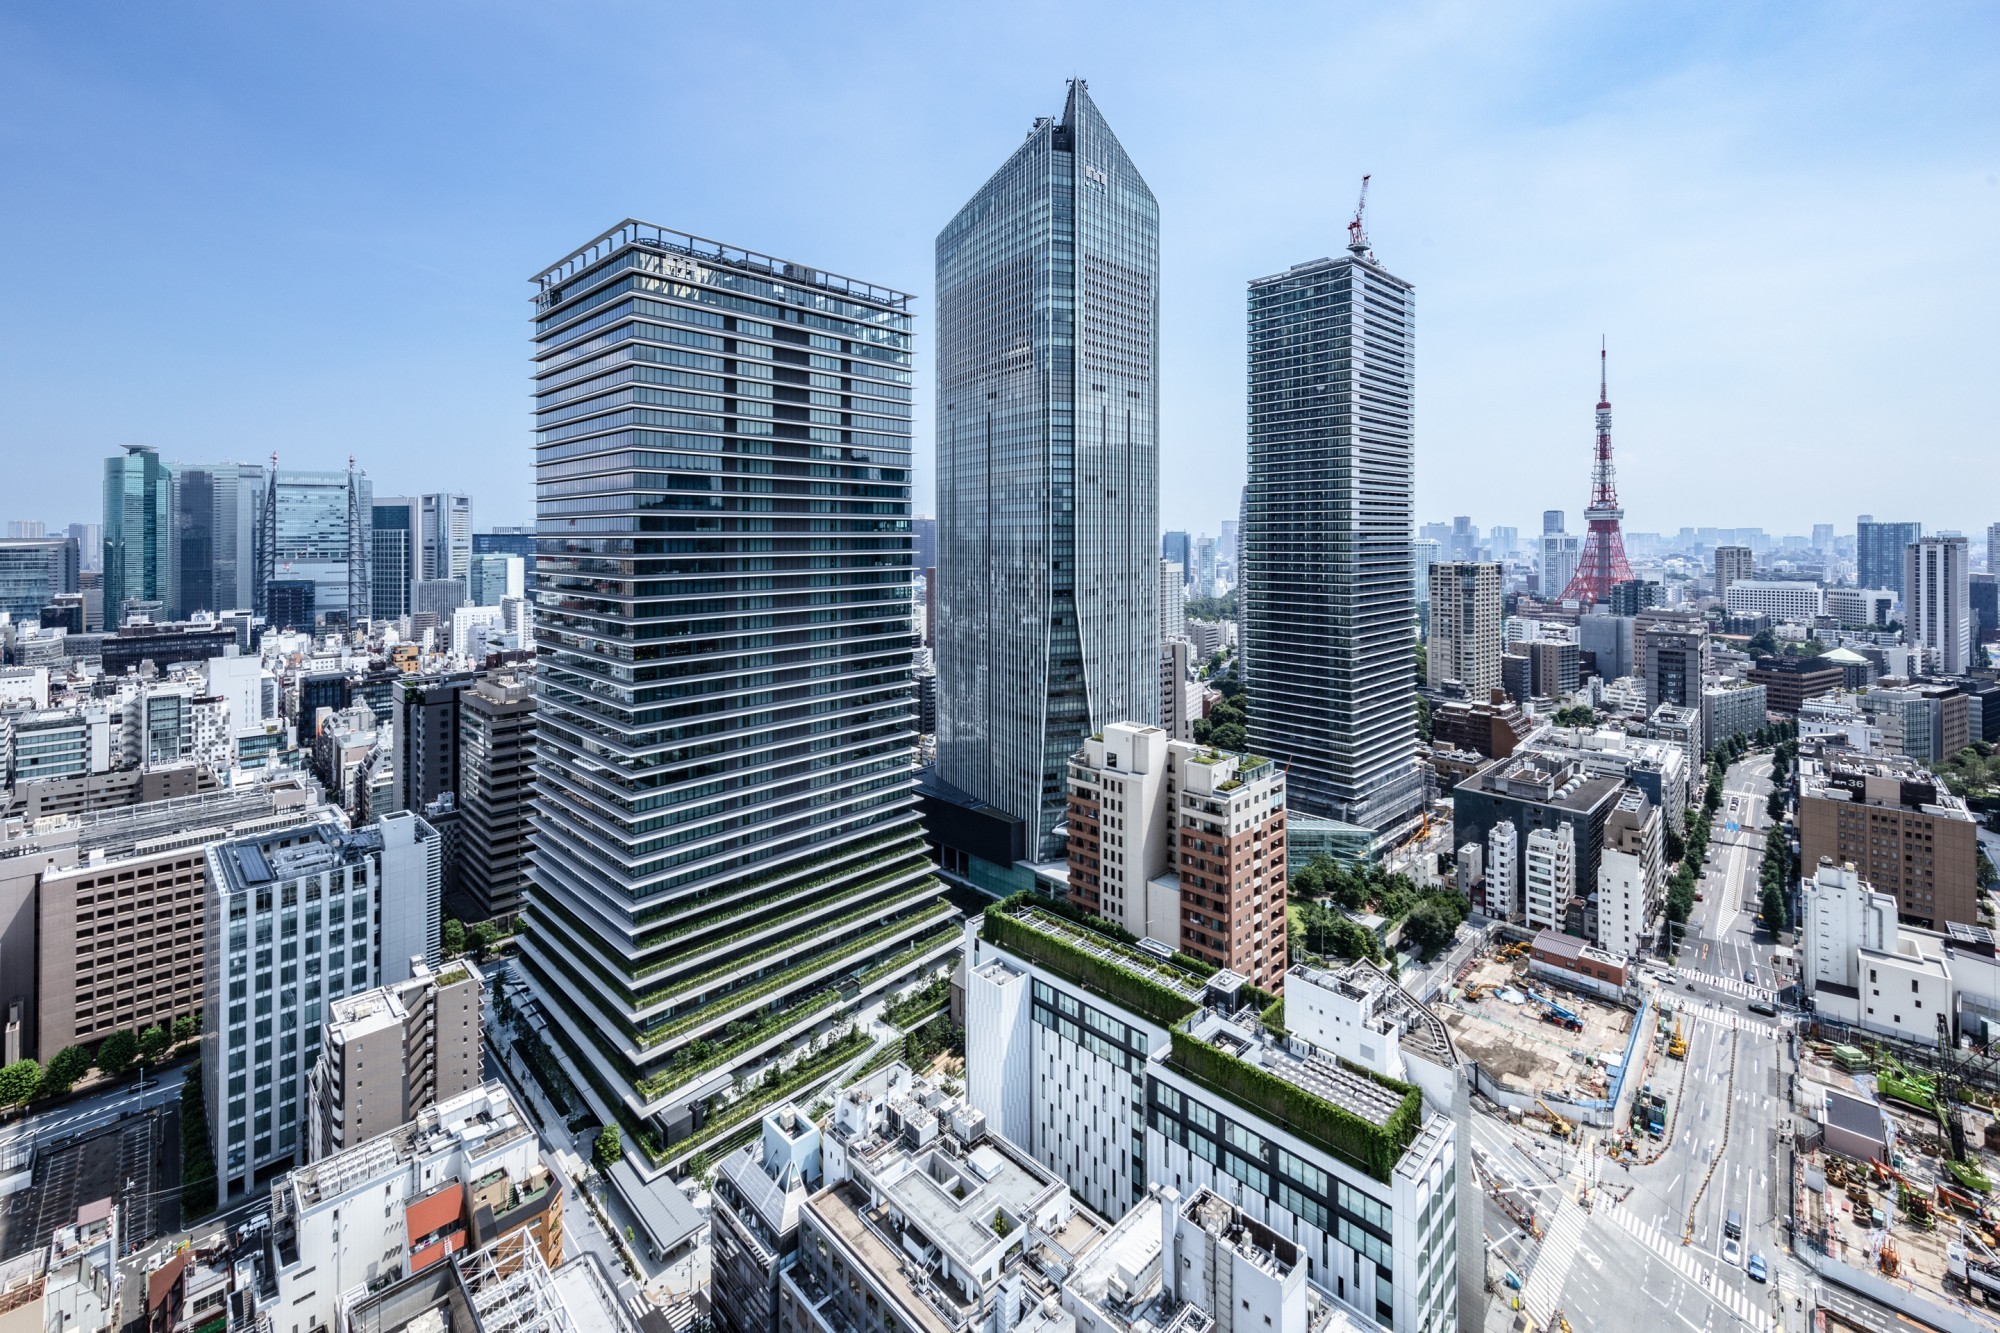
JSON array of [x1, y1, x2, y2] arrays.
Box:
[[1527, 928, 1631, 1000], [1799, 860, 1955, 1043], [1429, 689, 1535, 761], [266, 1082, 564, 1333], [776, 1061, 1100, 1333], [712, 1106, 824, 1333]]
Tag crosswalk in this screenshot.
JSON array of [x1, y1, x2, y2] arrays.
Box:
[[1521, 1196, 1586, 1329], [1669, 968, 1772, 1002], [1598, 1198, 1777, 1331], [1674, 997, 1784, 1037]]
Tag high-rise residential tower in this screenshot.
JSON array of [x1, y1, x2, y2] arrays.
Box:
[[1856, 516, 1921, 599], [935, 80, 1160, 859], [1426, 562, 1502, 695], [103, 445, 175, 627], [1906, 534, 1972, 674], [1242, 220, 1422, 833], [523, 222, 951, 1158]]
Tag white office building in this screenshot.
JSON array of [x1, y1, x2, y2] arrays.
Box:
[[1484, 821, 1518, 921], [1800, 860, 1954, 1044], [1824, 587, 1896, 629], [204, 809, 442, 1194], [1523, 823, 1574, 933], [1905, 535, 1973, 675], [1723, 580, 1825, 623], [965, 901, 1471, 1333], [1161, 559, 1186, 643], [1596, 791, 1661, 959]]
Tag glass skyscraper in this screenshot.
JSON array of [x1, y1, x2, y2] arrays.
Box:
[[103, 444, 175, 627], [935, 80, 1160, 859], [522, 222, 952, 1158], [371, 496, 416, 621], [264, 469, 371, 625], [1242, 240, 1423, 835], [170, 461, 264, 617]]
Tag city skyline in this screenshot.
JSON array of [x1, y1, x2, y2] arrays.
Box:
[[3, 5, 1995, 536]]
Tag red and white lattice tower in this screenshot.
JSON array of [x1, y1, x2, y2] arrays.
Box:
[[1558, 342, 1634, 604]]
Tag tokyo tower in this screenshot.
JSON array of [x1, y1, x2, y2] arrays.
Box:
[[1558, 342, 1633, 604]]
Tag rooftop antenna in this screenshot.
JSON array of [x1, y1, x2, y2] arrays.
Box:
[[1347, 175, 1372, 257]]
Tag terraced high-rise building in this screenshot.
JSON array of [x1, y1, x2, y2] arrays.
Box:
[[522, 222, 954, 1167]]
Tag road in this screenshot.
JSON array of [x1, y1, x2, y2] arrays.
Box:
[[1478, 753, 1924, 1332], [0, 1063, 187, 1157]]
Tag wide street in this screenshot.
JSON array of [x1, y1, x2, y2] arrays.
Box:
[[1476, 752, 1924, 1332]]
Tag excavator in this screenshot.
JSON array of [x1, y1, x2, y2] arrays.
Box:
[[1535, 1098, 1574, 1140], [1666, 1019, 1688, 1060]]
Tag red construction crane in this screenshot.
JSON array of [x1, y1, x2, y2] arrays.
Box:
[[1347, 175, 1371, 256]]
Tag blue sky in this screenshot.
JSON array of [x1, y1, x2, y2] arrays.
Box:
[[2, 1, 1994, 541]]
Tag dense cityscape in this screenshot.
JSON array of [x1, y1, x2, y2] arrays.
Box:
[[1, 39, 1998, 1333]]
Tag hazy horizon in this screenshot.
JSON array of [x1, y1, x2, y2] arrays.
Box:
[[2, 2, 1993, 539]]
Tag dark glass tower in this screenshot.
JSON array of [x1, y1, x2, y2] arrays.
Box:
[[1243, 242, 1423, 835], [523, 223, 952, 1159], [935, 81, 1160, 859]]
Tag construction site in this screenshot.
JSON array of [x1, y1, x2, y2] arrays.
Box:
[[1438, 938, 1641, 1127], [1792, 1034, 2000, 1323]]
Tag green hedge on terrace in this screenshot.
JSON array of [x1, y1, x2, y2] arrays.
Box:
[[1167, 1029, 1422, 1184], [982, 912, 1199, 1030]]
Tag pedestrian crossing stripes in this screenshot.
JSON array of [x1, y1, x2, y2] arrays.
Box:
[[1598, 1199, 1777, 1331], [1670, 968, 1772, 1002], [1521, 1195, 1586, 1328], [1676, 997, 1783, 1037]]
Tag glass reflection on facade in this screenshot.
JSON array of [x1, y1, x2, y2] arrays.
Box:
[[170, 462, 264, 617], [522, 222, 951, 1147], [935, 80, 1160, 859], [103, 445, 175, 626], [1243, 248, 1423, 833], [268, 471, 371, 624]]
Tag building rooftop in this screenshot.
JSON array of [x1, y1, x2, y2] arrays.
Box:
[[1468, 754, 1625, 813], [1800, 753, 1973, 819], [286, 1082, 532, 1209], [1290, 959, 1460, 1072], [808, 1061, 1094, 1330]]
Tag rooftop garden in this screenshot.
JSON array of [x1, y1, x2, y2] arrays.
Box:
[[1166, 1027, 1423, 1184], [981, 894, 1211, 1030]]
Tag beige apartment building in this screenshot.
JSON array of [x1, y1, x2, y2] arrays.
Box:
[[1065, 721, 1289, 991], [306, 958, 484, 1162]]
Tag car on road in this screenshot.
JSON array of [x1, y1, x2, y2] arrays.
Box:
[[1747, 1253, 1767, 1283], [1744, 971, 1756, 983], [1749, 1001, 1779, 1017], [1723, 1236, 1742, 1265]]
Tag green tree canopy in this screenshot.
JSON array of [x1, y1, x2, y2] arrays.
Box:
[[441, 918, 467, 957], [96, 1030, 138, 1079], [594, 1123, 623, 1172], [0, 1060, 41, 1108], [136, 1025, 170, 1065], [41, 1046, 90, 1097]]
